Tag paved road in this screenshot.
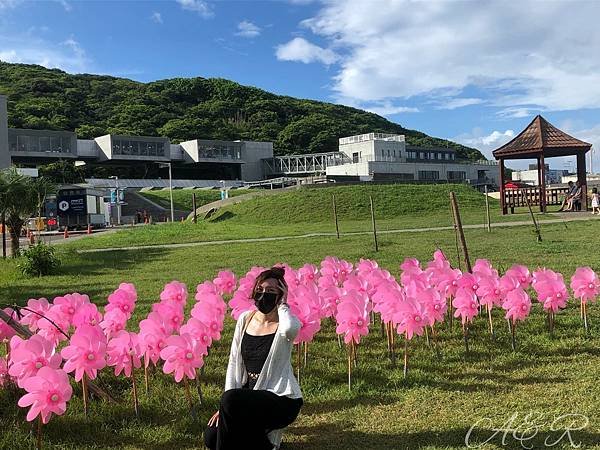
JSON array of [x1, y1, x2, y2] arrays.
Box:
[[76, 214, 598, 254]]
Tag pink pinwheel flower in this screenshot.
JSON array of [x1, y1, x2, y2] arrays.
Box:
[[53, 293, 90, 326], [160, 333, 204, 382], [0, 307, 17, 343], [298, 264, 320, 284], [533, 269, 568, 312], [321, 257, 353, 284], [452, 288, 479, 324], [570, 267, 600, 302], [0, 356, 8, 387], [20, 298, 50, 332], [504, 265, 532, 289], [118, 283, 137, 302], [36, 309, 70, 347], [395, 297, 428, 339], [152, 301, 184, 332], [213, 271, 237, 295], [237, 266, 266, 290], [476, 275, 504, 307], [61, 325, 107, 382], [228, 288, 256, 320], [419, 287, 447, 325], [437, 268, 463, 299], [106, 331, 142, 377], [356, 258, 379, 276], [372, 282, 405, 325], [8, 335, 62, 388], [457, 273, 480, 295], [105, 288, 136, 318], [179, 318, 211, 355], [502, 288, 531, 323], [17, 367, 72, 424], [319, 285, 346, 318], [335, 291, 369, 345], [343, 274, 375, 299], [288, 286, 321, 344], [193, 292, 227, 320], [99, 308, 128, 340], [139, 315, 170, 367], [72, 303, 102, 329], [160, 281, 188, 305], [190, 304, 223, 341], [472, 259, 498, 279], [196, 281, 219, 297]]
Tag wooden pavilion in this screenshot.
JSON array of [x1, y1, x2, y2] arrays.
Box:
[[493, 115, 592, 214]]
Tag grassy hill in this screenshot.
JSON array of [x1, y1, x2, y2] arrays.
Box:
[[211, 183, 496, 224], [0, 62, 483, 160]]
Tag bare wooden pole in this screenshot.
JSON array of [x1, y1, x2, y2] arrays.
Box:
[[525, 196, 542, 242], [131, 358, 139, 418], [192, 193, 197, 224], [450, 192, 472, 272], [484, 185, 492, 232], [82, 374, 89, 417], [403, 335, 409, 379], [1, 212, 6, 259], [369, 195, 378, 252], [332, 194, 340, 239]]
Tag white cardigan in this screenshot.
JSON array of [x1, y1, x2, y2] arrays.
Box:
[[224, 303, 303, 447]]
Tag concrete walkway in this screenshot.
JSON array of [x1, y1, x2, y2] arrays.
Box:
[[76, 213, 598, 254]]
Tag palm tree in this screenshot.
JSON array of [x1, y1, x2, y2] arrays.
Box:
[[0, 169, 55, 256]]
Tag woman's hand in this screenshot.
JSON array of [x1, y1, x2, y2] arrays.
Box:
[[208, 410, 219, 427], [278, 280, 288, 305]]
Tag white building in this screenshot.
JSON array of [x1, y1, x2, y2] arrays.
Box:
[[511, 164, 568, 186], [325, 132, 497, 186]]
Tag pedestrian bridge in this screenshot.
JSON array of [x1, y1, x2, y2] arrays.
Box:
[[263, 152, 350, 176]]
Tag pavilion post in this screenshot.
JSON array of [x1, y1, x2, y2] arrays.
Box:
[[539, 154, 546, 213], [499, 159, 507, 215], [577, 152, 588, 210]]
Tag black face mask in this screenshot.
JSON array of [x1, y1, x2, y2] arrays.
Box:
[[253, 291, 279, 314]]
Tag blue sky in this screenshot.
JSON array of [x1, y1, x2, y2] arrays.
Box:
[[1, 0, 600, 170]]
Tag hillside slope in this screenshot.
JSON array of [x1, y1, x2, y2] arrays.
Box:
[[211, 184, 496, 224], [0, 62, 483, 160]]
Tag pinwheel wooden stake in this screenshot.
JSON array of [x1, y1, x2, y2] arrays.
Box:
[[462, 323, 470, 353], [486, 305, 494, 337], [131, 358, 139, 418], [82, 374, 89, 417], [403, 335, 409, 379], [144, 366, 149, 395], [36, 416, 42, 450]]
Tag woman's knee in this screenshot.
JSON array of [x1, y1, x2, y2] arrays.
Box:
[[220, 389, 246, 413]]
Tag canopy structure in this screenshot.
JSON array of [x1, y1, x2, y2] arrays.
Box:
[[493, 115, 592, 214]]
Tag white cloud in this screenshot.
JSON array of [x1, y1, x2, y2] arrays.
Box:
[[176, 0, 213, 18], [290, 0, 600, 112], [235, 20, 260, 38], [0, 0, 22, 9], [151, 12, 163, 24], [435, 98, 484, 110], [0, 34, 90, 73], [454, 129, 515, 160], [276, 37, 339, 65], [57, 0, 71, 12]]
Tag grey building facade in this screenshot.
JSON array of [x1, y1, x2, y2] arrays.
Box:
[[0, 95, 9, 169]]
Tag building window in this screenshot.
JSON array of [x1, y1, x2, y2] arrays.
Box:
[[447, 171, 466, 181], [418, 170, 439, 181], [352, 152, 359, 163]]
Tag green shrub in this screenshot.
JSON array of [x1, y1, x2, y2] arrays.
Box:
[[17, 242, 61, 277]]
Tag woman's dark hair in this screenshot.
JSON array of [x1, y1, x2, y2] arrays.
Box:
[[251, 267, 287, 299], [593, 187, 598, 194]]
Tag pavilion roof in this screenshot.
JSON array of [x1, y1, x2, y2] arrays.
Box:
[[493, 115, 591, 160]]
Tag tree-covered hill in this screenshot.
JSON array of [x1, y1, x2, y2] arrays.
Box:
[[0, 62, 484, 160]]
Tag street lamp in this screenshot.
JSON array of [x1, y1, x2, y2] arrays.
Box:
[[108, 176, 121, 225], [158, 162, 174, 222]]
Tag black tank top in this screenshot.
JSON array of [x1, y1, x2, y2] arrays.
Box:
[[241, 331, 276, 389]]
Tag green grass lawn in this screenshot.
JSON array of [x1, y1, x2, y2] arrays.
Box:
[[70, 183, 564, 251], [139, 188, 249, 212], [2, 215, 600, 449]]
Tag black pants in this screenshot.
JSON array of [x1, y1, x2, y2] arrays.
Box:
[[204, 389, 303, 450]]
